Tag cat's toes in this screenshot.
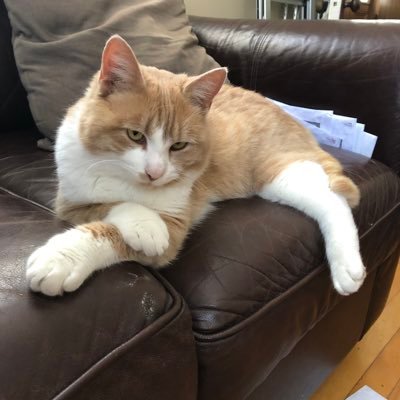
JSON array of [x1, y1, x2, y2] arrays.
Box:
[[347, 259, 367, 281], [124, 220, 169, 257], [105, 203, 170, 257], [26, 247, 54, 292], [26, 243, 89, 296], [331, 256, 366, 296]]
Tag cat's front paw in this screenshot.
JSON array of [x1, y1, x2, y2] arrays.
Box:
[[105, 203, 169, 257], [26, 231, 93, 296], [121, 217, 169, 257], [330, 253, 366, 296]]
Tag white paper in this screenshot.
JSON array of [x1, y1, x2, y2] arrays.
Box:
[[303, 121, 343, 148], [346, 385, 386, 400], [357, 132, 378, 158], [271, 99, 378, 158], [320, 114, 358, 152]]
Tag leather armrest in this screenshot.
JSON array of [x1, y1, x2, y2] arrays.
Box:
[[0, 189, 197, 400], [189, 16, 400, 174]]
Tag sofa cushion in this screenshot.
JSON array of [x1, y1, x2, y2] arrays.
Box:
[[0, 133, 399, 324], [3, 0, 219, 141], [1, 131, 399, 399], [162, 147, 400, 328], [161, 147, 400, 399], [0, 130, 56, 209]]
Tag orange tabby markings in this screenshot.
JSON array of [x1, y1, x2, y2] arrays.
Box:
[[26, 35, 363, 296], [78, 222, 130, 259]]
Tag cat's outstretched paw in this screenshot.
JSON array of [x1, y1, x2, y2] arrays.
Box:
[[26, 231, 96, 296], [105, 203, 169, 257], [330, 253, 366, 296]]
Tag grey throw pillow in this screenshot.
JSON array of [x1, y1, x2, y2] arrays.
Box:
[[4, 0, 220, 141]]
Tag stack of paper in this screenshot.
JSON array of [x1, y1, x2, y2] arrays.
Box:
[[272, 99, 377, 158]]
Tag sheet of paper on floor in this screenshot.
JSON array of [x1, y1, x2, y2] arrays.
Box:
[[346, 385, 387, 400]]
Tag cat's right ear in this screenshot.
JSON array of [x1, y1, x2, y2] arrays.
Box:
[[99, 35, 145, 97], [184, 67, 227, 111]]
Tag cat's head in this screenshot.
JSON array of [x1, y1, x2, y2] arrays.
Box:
[[72, 35, 227, 188]]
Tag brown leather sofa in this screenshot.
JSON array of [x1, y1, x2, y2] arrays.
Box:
[[1, 3, 400, 398]]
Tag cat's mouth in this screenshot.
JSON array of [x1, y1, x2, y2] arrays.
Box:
[[138, 174, 179, 188]]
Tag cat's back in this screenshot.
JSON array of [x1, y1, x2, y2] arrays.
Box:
[[199, 84, 282, 200], [200, 82, 320, 199], [211, 84, 278, 120], [210, 83, 316, 149]]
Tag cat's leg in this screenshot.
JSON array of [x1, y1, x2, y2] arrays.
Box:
[[103, 201, 208, 267], [27, 200, 206, 296], [103, 203, 170, 259], [26, 222, 128, 296], [56, 201, 170, 258], [258, 160, 365, 295]]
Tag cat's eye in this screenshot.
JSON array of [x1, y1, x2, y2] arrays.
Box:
[[170, 142, 188, 151], [127, 129, 145, 144]]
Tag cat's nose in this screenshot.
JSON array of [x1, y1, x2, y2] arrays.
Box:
[[146, 172, 157, 181], [145, 166, 165, 181]]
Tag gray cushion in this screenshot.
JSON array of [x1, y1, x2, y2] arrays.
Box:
[[4, 0, 219, 140]]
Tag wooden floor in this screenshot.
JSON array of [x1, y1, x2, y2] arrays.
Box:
[[312, 260, 400, 400]]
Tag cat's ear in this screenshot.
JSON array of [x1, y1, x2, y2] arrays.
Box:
[[99, 35, 145, 96], [184, 68, 227, 111]]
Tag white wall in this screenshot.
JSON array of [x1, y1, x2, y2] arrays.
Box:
[[184, 0, 257, 19]]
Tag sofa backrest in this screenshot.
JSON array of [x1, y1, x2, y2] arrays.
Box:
[[2, 5, 400, 176], [0, 0, 34, 133], [190, 16, 400, 175]]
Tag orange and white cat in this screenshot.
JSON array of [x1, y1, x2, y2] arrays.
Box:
[[26, 35, 365, 297]]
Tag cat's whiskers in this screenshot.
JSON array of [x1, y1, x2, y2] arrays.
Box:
[[84, 159, 139, 176]]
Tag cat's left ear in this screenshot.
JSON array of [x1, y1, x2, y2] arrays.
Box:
[[184, 68, 227, 111], [99, 35, 145, 96]]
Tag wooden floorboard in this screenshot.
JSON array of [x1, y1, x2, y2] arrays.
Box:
[[349, 326, 400, 397], [388, 377, 400, 399], [388, 264, 400, 303], [311, 259, 400, 400]]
